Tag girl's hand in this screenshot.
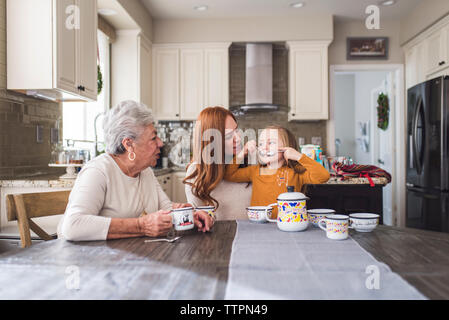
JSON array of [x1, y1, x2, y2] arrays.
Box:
[[279, 147, 303, 162], [194, 210, 214, 232], [237, 140, 257, 159]]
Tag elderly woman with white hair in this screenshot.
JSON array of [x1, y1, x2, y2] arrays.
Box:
[[58, 100, 213, 241]]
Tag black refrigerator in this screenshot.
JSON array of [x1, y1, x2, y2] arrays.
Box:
[[406, 76, 449, 233]]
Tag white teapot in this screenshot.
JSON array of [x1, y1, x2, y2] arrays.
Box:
[[268, 186, 310, 232]]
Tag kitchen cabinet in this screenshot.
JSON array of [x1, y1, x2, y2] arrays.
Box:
[[286, 41, 331, 121], [7, 0, 97, 101], [405, 42, 426, 89], [152, 43, 231, 121], [156, 173, 172, 200], [111, 31, 152, 108], [403, 16, 449, 89], [425, 26, 448, 76], [171, 171, 187, 204], [304, 184, 384, 224]]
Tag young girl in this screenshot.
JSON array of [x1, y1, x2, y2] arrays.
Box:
[[224, 125, 330, 218]]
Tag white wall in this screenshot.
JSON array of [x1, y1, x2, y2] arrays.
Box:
[[400, 0, 449, 45], [334, 74, 356, 158], [333, 71, 389, 165], [152, 15, 333, 43], [353, 71, 389, 165], [117, 0, 153, 41], [329, 19, 404, 65]]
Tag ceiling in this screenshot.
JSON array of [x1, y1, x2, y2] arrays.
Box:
[[140, 0, 423, 21], [98, 0, 139, 29]]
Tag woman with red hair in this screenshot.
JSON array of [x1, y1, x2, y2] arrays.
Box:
[[184, 107, 252, 220]]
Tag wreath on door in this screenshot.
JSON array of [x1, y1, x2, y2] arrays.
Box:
[[377, 93, 389, 130], [97, 65, 103, 95]]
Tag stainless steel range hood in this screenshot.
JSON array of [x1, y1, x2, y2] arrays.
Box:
[[230, 43, 288, 116]]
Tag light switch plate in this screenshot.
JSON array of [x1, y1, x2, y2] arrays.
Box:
[[36, 125, 43, 143], [50, 128, 59, 144]]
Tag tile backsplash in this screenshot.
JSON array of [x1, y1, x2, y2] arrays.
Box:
[[0, 91, 65, 178], [0, 0, 64, 178]]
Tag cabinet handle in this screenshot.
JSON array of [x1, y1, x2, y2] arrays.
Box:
[[439, 61, 446, 66], [77, 85, 85, 91], [292, 113, 296, 117], [176, 114, 179, 117]]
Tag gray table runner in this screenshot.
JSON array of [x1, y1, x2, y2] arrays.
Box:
[[224, 220, 426, 300]]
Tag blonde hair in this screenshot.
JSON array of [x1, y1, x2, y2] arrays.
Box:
[[261, 125, 306, 174]]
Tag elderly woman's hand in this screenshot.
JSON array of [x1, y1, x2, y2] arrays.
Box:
[[194, 210, 214, 232], [138, 209, 173, 237], [172, 202, 193, 209]]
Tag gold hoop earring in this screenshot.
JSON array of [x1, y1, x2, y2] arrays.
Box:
[[128, 152, 136, 161]]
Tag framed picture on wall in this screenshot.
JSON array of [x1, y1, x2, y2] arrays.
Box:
[[346, 37, 388, 60]]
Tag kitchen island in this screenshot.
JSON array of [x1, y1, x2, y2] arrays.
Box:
[[306, 176, 388, 224], [0, 221, 447, 299]]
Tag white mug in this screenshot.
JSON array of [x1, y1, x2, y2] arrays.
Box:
[[171, 207, 195, 231], [349, 213, 379, 232], [318, 215, 352, 240], [247, 206, 276, 223]]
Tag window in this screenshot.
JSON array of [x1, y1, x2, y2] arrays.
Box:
[[62, 30, 110, 155]]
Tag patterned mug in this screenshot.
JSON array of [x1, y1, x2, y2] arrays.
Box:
[[196, 205, 216, 220], [308, 209, 336, 227], [318, 214, 352, 240], [171, 207, 195, 231], [247, 206, 276, 223]]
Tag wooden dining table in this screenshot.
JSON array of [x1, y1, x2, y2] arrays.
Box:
[[0, 221, 448, 299]]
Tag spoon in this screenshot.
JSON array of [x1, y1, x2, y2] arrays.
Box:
[[258, 149, 285, 157], [144, 236, 182, 243]]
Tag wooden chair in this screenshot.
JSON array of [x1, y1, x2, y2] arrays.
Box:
[[6, 191, 71, 248]]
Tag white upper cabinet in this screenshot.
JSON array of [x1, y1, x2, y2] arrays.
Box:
[[152, 43, 230, 121], [405, 41, 426, 89], [7, 0, 97, 101], [111, 31, 152, 109], [180, 49, 204, 120], [152, 47, 180, 120], [404, 17, 449, 89], [287, 41, 331, 121], [426, 27, 447, 75], [204, 48, 229, 108], [77, 0, 98, 100]]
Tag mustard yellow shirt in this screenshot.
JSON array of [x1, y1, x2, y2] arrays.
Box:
[[224, 155, 330, 218]]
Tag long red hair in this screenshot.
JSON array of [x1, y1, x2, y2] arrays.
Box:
[[183, 107, 237, 208]]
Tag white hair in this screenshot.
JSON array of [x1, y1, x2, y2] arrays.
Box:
[[103, 100, 155, 155]]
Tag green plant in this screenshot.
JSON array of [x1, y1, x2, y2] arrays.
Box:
[[97, 65, 103, 95], [377, 93, 389, 130]]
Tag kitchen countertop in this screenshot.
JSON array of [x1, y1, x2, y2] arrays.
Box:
[[0, 168, 387, 188], [0, 167, 187, 188], [326, 176, 389, 185]]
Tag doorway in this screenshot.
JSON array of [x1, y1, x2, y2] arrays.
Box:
[[328, 64, 405, 227]]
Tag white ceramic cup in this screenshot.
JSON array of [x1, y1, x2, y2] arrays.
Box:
[[307, 209, 336, 227], [196, 205, 216, 220], [318, 214, 351, 240], [349, 213, 380, 232], [171, 207, 195, 231], [247, 206, 277, 223]]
